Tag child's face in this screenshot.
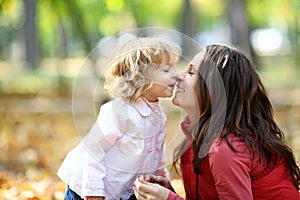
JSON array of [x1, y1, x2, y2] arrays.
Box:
[[142, 58, 178, 102]]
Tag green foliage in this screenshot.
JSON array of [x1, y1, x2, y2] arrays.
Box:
[[247, 0, 297, 28], [196, 0, 225, 29], [0, 0, 299, 59]]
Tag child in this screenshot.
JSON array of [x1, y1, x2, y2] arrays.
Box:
[[57, 37, 181, 200]]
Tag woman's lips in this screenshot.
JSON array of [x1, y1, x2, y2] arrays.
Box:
[[175, 85, 185, 93]]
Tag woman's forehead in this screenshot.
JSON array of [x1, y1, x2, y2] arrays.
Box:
[[190, 50, 205, 68]]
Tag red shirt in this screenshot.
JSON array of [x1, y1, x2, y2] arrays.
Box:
[[168, 117, 300, 200]]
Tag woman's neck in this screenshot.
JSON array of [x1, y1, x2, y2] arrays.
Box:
[[186, 109, 199, 124], [185, 109, 198, 128]]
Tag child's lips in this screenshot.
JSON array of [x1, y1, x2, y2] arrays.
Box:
[[168, 83, 176, 91]]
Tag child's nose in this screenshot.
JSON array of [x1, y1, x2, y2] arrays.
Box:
[[171, 70, 178, 78]]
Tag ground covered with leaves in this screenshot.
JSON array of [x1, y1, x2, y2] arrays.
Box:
[[0, 90, 81, 199]]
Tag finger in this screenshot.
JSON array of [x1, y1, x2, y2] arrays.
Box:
[[133, 185, 149, 200], [150, 175, 160, 182], [135, 178, 157, 194], [133, 186, 145, 200], [148, 175, 165, 184], [144, 174, 158, 182], [138, 175, 145, 182], [144, 174, 152, 182]]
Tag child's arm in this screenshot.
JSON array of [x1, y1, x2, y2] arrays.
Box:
[[80, 102, 124, 197], [155, 141, 169, 178]]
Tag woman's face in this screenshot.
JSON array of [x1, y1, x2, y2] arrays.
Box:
[[172, 50, 205, 115]]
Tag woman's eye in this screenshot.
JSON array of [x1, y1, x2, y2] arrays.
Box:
[[188, 69, 195, 75], [187, 65, 195, 75]]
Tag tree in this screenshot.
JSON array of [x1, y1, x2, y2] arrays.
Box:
[[23, 0, 38, 69], [180, 0, 197, 38], [179, 0, 198, 59], [227, 0, 253, 58], [64, 0, 92, 53]]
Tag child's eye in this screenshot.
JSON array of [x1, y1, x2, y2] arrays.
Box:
[[163, 69, 170, 73]]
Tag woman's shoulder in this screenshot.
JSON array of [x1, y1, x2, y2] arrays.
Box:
[[209, 134, 248, 154], [205, 135, 256, 187], [208, 134, 253, 168]]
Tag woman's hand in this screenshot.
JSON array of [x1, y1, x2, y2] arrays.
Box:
[[134, 176, 170, 200]]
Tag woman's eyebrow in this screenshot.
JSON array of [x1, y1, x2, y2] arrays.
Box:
[[189, 65, 199, 73], [189, 64, 196, 70]]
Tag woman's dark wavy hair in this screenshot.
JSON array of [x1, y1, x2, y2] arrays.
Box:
[[173, 44, 300, 189]]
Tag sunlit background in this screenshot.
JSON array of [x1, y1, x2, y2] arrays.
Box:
[[0, 0, 300, 199]]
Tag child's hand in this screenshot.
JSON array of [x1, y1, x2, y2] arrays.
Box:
[[85, 196, 105, 200], [134, 177, 170, 200], [142, 175, 175, 192]]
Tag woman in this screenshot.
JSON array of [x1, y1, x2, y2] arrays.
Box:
[[134, 44, 300, 199]]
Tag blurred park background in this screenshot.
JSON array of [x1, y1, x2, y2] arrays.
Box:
[[0, 0, 300, 199]]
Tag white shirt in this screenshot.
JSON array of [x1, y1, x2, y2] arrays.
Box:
[[57, 98, 168, 199]]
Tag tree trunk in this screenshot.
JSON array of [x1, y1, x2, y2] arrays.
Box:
[[180, 0, 196, 38], [179, 0, 198, 59], [64, 0, 92, 53], [23, 0, 38, 69], [57, 21, 68, 58], [227, 0, 253, 58]]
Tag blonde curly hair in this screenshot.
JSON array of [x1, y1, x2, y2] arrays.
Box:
[[104, 37, 181, 103]]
